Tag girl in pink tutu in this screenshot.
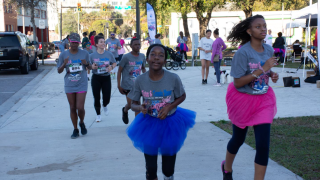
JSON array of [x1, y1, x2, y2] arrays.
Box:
[[221, 15, 279, 180]]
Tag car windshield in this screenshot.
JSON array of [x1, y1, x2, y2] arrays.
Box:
[[0, 35, 19, 47]]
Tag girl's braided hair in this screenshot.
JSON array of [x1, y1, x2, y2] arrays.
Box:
[[227, 15, 265, 46]]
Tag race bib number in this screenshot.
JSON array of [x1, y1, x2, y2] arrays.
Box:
[[69, 64, 83, 73], [97, 65, 109, 74]]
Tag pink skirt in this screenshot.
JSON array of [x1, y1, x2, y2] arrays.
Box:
[[226, 83, 277, 129]]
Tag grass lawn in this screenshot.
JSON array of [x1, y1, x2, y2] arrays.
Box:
[[211, 116, 320, 180]]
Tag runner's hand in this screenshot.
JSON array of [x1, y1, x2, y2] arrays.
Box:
[[107, 65, 113, 72], [63, 56, 69, 64], [140, 103, 147, 115], [263, 57, 277, 71], [157, 106, 170, 120], [271, 71, 279, 83], [81, 59, 87, 65], [118, 86, 126, 95], [92, 63, 98, 70]]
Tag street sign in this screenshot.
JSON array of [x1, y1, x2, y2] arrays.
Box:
[[115, 6, 131, 10], [39, 20, 45, 29], [157, 25, 162, 27]]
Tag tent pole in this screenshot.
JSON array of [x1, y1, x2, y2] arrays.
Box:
[[318, 1, 320, 73], [303, 14, 311, 77]]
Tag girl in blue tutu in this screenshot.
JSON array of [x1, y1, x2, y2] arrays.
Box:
[[127, 44, 196, 180]]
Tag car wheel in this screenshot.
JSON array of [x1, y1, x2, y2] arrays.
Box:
[[30, 56, 38, 70], [21, 57, 29, 74]]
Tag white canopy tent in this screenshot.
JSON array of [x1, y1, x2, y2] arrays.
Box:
[[289, 3, 319, 76]]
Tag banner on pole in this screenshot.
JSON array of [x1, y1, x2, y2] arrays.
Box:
[[146, 3, 157, 40]]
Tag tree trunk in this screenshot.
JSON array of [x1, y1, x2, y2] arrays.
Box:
[[181, 12, 190, 40], [243, 9, 253, 18], [30, 4, 37, 42]]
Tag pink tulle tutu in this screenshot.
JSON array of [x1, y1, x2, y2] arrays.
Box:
[[226, 83, 277, 129]]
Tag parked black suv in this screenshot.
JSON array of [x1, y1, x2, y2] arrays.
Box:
[[0, 31, 38, 74]]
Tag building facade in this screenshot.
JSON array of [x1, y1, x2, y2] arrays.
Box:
[[0, 0, 18, 32]]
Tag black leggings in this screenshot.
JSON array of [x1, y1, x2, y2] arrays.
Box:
[[180, 50, 188, 60], [91, 74, 111, 115], [227, 124, 270, 166], [144, 154, 176, 180]]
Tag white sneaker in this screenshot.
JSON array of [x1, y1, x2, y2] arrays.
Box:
[[213, 83, 221, 87], [96, 115, 101, 122], [103, 106, 109, 116]]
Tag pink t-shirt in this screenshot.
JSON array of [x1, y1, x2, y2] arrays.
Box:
[[120, 39, 125, 47]]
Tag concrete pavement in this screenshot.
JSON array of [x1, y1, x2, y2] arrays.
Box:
[[0, 62, 318, 179]]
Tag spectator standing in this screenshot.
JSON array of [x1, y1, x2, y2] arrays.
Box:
[[272, 32, 285, 65], [264, 29, 273, 47], [211, 28, 227, 87], [82, 32, 89, 49], [154, 34, 162, 45], [198, 30, 214, 84], [118, 34, 125, 61], [177, 31, 189, 62]]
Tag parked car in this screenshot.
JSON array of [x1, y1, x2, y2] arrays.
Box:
[[0, 31, 38, 74], [124, 37, 132, 45], [34, 41, 55, 59], [52, 41, 61, 50]]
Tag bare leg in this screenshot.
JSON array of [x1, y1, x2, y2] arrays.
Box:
[[124, 95, 140, 116], [205, 60, 210, 79], [224, 150, 236, 172], [254, 163, 267, 180], [201, 59, 206, 79], [66, 93, 78, 129], [76, 92, 87, 124]]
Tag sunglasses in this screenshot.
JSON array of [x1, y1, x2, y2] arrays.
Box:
[[111, 34, 115, 36]]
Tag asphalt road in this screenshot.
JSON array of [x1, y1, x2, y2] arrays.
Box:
[[0, 65, 53, 117]]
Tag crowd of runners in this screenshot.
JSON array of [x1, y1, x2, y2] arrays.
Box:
[[57, 14, 279, 180]]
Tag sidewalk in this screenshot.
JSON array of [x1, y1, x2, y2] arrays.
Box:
[[0, 64, 317, 179]]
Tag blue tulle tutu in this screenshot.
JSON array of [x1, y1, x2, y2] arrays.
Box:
[[126, 107, 196, 156], [178, 43, 189, 52]]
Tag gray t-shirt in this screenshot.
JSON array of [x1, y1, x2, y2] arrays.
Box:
[[57, 49, 90, 93], [177, 36, 187, 44], [106, 38, 121, 58], [145, 37, 153, 45], [231, 42, 274, 95], [89, 51, 116, 76], [119, 52, 146, 90], [154, 39, 162, 44], [128, 70, 185, 117], [61, 38, 69, 48], [85, 49, 93, 54]]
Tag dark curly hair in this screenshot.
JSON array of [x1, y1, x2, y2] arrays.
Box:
[[146, 44, 168, 61], [94, 35, 104, 45], [227, 15, 265, 46]]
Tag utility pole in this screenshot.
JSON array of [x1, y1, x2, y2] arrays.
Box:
[[78, 11, 80, 34], [136, 0, 140, 40], [60, 3, 62, 41]]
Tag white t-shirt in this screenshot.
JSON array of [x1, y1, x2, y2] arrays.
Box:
[[198, 37, 214, 60], [264, 34, 272, 46]]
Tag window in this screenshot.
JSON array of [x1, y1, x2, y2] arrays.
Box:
[[35, 9, 40, 18], [18, 7, 22, 15], [112, 1, 118, 5], [41, 10, 46, 19], [25, 8, 31, 16], [5, 25, 14, 32], [9, 5, 12, 13], [4, 5, 7, 13]]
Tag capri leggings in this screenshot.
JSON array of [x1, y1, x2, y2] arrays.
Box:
[[144, 154, 176, 180], [91, 74, 111, 115], [227, 123, 271, 166]]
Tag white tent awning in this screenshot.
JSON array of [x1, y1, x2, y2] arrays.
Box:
[[285, 21, 306, 28], [292, 3, 318, 19]]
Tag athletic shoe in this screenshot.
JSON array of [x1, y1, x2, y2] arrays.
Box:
[[213, 83, 221, 87], [202, 79, 205, 84], [79, 122, 87, 135], [204, 79, 207, 84], [103, 106, 109, 116], [71, 129, 79, 139], [221, 160, 233, 180], [122, 107, 129, 124], [96, 115, 101, 122]]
